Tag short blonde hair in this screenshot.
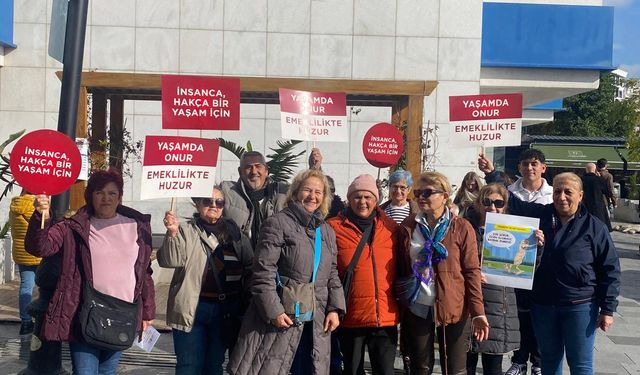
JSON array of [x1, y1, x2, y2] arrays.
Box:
[[417, 171, 453, 205], [285, 169, 332, 218], [553, 172, 583, 191]]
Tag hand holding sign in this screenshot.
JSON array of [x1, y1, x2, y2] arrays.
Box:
[[34, 194, 51, 220]]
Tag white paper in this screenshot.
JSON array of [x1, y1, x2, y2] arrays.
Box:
[[133, 325, 160, 352], [481, 213, 540, 290], [75, 138, 89, 181]]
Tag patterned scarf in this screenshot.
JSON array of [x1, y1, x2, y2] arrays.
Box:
[[412, 212, 451, 285]]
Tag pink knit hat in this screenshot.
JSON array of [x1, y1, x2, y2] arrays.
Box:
[[347, 174, 379, 201]]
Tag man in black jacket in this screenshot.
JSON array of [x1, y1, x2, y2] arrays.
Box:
[[582, 163, 613, 231]]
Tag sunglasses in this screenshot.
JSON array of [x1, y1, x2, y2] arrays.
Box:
[[199, 198, 225, 208], [413, 188, 444, 199], [482, 198, 506, 209]]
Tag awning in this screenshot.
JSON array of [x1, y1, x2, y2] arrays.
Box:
[[618, 149, 640, 171], [531, 144, 639, 170]]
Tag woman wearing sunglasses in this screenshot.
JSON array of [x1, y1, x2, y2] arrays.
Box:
[[158, 186, 253, 375], [397, 171, 489, 375], [463, 184, 533, 375]]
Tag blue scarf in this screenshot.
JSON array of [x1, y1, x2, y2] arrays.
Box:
[[412, 212, 450, 285]]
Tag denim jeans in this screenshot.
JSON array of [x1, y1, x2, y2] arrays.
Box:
[[172, 299, 240, 375], [18, 265, 37, 322], [69, 341, 123, 375], [531, 302, 598, 375]]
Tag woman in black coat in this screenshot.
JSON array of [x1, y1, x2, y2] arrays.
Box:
[[464, 184, 538, 375]]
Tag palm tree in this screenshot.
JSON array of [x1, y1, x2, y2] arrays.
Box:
[[0, 130, 26, 200], [218, 138, 305, 182]]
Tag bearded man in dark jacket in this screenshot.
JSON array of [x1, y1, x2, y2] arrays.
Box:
[[221, 151, 288, 247]]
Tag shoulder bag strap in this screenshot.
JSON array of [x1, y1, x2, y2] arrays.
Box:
[[346, 223, 373, 277], [311, 227, 322, 283]]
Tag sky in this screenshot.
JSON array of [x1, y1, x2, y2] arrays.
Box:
[[607, 0, 640, 77]]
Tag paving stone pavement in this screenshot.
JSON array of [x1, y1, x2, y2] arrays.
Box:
[[1, 226, 639, 374]]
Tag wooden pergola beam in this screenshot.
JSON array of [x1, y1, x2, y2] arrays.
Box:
[[57, 71, 437, 96]]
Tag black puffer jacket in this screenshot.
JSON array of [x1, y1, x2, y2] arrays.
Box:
[[465, 207, 520, 354]]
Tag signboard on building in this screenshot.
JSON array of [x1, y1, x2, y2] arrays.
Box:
[[449, 93, 523, 147], [140, 135, 219, 200], [9, 130, 82, 195], [161, 75, 240, 130], [279, 88, 348, 142], [362, 123, 404, 168]]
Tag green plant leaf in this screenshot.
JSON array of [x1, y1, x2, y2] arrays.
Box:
[[0, 129, 26, 154], [266, 140, 305, 183], [218, 138, 246, 159]]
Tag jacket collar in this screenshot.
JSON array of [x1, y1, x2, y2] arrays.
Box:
[[285, 201, 323, 229]]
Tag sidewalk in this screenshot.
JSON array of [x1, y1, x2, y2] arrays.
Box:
[[1, 227, 639, 374]]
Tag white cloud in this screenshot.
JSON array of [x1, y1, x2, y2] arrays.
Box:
[[604, 0, 635, 6], [619, 63, 640, 78]]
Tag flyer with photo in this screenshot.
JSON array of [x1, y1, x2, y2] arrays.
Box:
[[481, 213, 540, 290]]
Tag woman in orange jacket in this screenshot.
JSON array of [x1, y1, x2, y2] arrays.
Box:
[[328, 174, 401, 375]]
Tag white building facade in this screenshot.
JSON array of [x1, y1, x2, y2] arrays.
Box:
[[0, 0, 615, 231]]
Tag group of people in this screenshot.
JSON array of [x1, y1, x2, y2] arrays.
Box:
[[17, 146, 620, 375]]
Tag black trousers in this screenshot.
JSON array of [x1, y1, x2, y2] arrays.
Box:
[[402, 309, 470, 375], [338, 326, 398, 375], [466, 352, 503, 375], [511, 311, 541, 367]]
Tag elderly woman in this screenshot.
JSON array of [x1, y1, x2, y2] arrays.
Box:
[[453, 171, 484, 217], [464, 184, 529, 375], [26, 169, 155, 375], [228, 169, 345, 375], [328, 174, 401, 375], [380, 169, 419, 224], [397, 171, 489, 375], [158, 186, 253, 374], [480, 156, 621, 374]]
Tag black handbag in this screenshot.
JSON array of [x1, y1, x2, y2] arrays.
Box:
[[341, 224, 373, 300], [77, 282, 140, 351]]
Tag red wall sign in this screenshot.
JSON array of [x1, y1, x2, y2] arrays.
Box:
[[449, 93, 522, 121], [161, 75, 240, 130], [362, 123, 404, 168], [9, 130, 82, 195]]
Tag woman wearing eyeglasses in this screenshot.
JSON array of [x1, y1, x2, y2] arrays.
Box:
[[397, 171, 489, 375], [158, 186, 253, 375], [380, 169, 420, 224], [464, 184, 531, 375]]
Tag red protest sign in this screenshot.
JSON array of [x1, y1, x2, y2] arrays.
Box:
[[448, 93, 523, 147], [161, 75, 240, 130], [9, 129, 82, 195], [279, 88, 348, 142], [362, 123, 404, 168], [141, 135, 220, 199], [449, 93, 522, 121]]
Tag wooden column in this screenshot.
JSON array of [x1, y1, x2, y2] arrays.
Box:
[[90, 91, 107, 169], [397, 95, 424, 180], [108, 95, 124, 171], [70, 86, 88, 210]]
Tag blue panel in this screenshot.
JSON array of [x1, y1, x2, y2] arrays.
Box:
[[527, 99, 563, 111], [482, 3, 613, 70], [0, 0, 15, 48]]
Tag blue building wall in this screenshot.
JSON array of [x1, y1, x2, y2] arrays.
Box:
[[0, 0, 15, 48], [482, 3, 614, 70]]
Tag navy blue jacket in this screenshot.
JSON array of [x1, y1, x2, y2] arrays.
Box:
[[485, 171, 620, 314], [507, 194, 620, 314]]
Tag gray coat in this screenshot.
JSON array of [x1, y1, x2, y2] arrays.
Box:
[[157, 217, 253, 332], [220, 177, 288, 240], [227, 201, 346, 375]]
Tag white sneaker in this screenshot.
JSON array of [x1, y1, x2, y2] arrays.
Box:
[[505, 363, 526, 375]]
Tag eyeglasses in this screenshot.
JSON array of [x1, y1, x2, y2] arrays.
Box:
[[482, 198, 505, 208], [391, 185, 409, 192], [199, 198, 225, 208], [413, 188, 444, 199]]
